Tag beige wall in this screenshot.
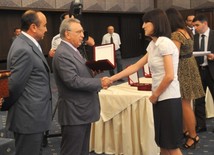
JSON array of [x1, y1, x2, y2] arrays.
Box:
[[0, 0, 213, 12]]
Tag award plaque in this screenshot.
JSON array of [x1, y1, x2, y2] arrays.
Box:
[[86, 43, 116, 71]]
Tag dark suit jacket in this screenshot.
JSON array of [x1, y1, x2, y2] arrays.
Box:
[[52, 41, 102, 126], [194, 29, 214, 80], [3, 33, 52, 134]]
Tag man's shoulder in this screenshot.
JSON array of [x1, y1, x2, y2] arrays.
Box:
[[58, 41, 75, 52], [210, 29, 214, 35], [103, 33, 109, 37], [113, 32, 120, 38]]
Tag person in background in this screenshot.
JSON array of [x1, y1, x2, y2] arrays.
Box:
[[49, 12, 95, 58], [109, 9, 183, 155], [1, 10, 52, 155], [52, 18, 111, 155], [49, 12, 70, 57], [166, 8, 204, 149], [185, 15, 196, 35], [193, 14, 214, 133], [102, 26, 123, 77], [11, 27, 21, 42]]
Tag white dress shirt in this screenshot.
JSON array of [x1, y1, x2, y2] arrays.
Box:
[[22, 31, 43, 53], [147, 37, 181, 101], [51, 34, 62, 50], [200, 28, 210, 66], [101, 32, 121, 50]]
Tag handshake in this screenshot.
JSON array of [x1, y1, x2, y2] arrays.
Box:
[[101, 77, 113, 89]]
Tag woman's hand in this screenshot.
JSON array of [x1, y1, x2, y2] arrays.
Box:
[[149, 93, 158, 104]]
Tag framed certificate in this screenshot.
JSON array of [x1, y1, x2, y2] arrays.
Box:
[[86, 43, 116, 71], [128, 72, 139, 86], [142, 63, 152, 78], [128, 71, 152, 91]]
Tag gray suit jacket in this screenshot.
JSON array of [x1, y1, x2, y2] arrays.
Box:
[[3, 33, 52, 134], [52, 41, 102, 126], [194, 29, 214, 80]]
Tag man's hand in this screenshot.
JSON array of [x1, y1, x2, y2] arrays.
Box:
[[0, 98, 4, 109], [85, 36, 95, 46], [49, 49, 56, 58], [207, 53, 214, 61], [101, 77, 112, 89]]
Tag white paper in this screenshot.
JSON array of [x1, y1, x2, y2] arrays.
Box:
[[129, 72, 139, 84], [193, 51, 211, 57], [94, 44, 115, 65]]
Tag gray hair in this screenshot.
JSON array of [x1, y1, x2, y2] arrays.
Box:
[[59, 18, 80, 39]]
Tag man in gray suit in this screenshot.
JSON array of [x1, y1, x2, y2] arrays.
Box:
[[52, 18, 111, 155], [1, 10, 52, 155]]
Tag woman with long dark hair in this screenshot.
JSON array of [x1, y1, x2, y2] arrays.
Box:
[[166, 8, 204, 149]]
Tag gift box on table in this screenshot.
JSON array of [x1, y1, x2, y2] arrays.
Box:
[[128, 71, 152, 91], [0, 70, 11, 98]]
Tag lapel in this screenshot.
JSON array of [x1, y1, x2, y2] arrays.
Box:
[[61, 42, 86, 65], [19, 34, 50, 72], [60, 42, 93, 77], [207, 30, 214, 52], [194, 34, 200, 50]]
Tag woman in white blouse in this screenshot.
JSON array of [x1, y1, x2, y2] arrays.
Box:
[[110, 9, 183, 155]]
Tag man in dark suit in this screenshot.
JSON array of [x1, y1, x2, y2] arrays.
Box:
[[11, 27, 21, 43], [1, 10, 52, 155], [52, 18, 111, 155], [193, 14, 214, 133]]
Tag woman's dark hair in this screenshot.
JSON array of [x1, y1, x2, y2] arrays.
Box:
[[21, 10, 40, 31], [165, 8, 193, 38], [142, 9, 171, 38]]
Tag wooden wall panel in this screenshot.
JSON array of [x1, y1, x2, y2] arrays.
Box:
[[120, 14, 145, 58]]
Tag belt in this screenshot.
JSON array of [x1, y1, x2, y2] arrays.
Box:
[[179, 53, 192, 59], [199, 65, 208, 70]]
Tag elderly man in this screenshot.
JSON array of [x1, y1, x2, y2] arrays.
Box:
[[52, 18, 111, 155]]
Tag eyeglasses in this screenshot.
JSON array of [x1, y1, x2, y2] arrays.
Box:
[[67, 29, 84, 34]]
